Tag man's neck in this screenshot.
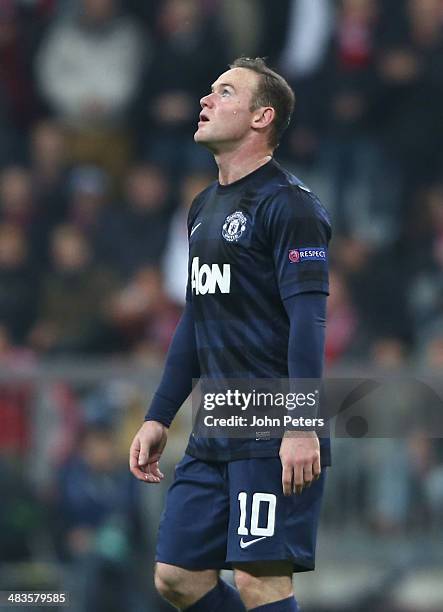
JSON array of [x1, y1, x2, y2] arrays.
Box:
[[215, 145, 273, 186]]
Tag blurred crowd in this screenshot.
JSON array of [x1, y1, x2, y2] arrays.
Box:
[[0, 0, 443, 362], [1, 0, 443, 607]]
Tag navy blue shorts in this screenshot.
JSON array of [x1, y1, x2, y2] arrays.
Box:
[[156, 454, 326, 572]]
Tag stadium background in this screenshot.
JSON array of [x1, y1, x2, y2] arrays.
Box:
[[0, 0, 442, 610]]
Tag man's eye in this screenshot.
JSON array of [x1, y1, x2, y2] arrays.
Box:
[[221, 89, 230, 97]]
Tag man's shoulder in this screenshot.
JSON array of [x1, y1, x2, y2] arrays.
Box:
[[259, 163, 331, 227]]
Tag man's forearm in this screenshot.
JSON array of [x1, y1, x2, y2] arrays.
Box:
[[284, 292, 327, 430], [145, 301, 200, 427]]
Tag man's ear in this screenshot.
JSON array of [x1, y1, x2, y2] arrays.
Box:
[[252, 107, 275, 130]]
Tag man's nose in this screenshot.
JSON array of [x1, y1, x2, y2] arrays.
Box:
[[200, 93, 214, 108]]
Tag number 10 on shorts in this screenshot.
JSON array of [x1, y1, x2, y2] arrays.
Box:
[[237, 492, 276, 537]]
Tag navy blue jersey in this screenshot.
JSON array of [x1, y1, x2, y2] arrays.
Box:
[[185, 159, 331, 463]]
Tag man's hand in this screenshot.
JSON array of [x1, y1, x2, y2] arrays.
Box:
[[129, 421, 168, 483], [279, 431, 321, 496]]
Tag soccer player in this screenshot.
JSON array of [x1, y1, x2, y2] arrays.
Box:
[[130, 57, 331, 612]]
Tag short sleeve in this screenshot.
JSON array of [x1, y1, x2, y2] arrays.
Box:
[[264, 186, 331, 300]]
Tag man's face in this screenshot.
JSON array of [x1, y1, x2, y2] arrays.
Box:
[[194, 68, 261, 152]]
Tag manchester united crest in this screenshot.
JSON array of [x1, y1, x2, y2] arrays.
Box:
[[222, 211, 247, 242]]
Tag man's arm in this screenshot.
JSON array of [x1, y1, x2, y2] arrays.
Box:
[[280, 292, 327, 495], [129, 300, 199, 482], [263, 185, 330, 495], [145, 300, 200, 426]]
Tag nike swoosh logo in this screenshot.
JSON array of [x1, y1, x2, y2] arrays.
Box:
[[239, 536, 267, 549], [190, 222, 202, 237]]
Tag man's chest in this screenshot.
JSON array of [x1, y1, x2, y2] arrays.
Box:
[[188, 194, 275, 299], [189, 195, 268, 262]]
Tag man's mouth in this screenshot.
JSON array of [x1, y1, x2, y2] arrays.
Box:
[[199, 113, 210, 124]]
